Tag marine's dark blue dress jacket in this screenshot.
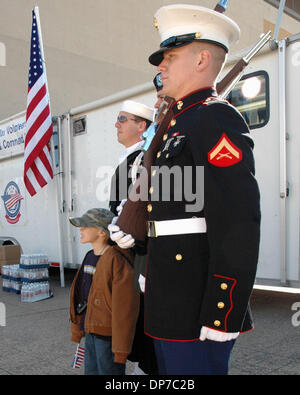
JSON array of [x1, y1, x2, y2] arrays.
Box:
[[144, 87, 261, 341]]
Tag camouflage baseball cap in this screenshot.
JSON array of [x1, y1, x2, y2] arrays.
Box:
[[69, 208, 114, 235]]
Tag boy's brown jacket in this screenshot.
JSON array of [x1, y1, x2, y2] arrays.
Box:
[[69, 245, 140, 364]]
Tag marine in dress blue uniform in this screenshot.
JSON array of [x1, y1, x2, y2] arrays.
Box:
[[142, 4, 261, 375]]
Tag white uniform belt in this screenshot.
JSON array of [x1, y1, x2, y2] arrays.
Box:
[[148, 217, 207, 238]]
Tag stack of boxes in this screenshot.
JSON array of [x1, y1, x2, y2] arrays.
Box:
[[0, 245, 21, 273], [0, 245, 21, 293]]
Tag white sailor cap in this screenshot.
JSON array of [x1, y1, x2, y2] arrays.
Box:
[[120, 100, 155, 122], [149, 4, 240, 66]]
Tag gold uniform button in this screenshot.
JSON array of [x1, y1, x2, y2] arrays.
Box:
[[166, 153, 169, 158], [157, 151, 161, 158], [170, 119, 176, 127], [147, 204, 152, 213], [214, 320, 221, 327], [177, 101, 183, 110], [163, 134, 168, 141], [220, 283, 228, 290], [218, 302, 225, 309], [152, 169, 157, 177], [149, 187, 154, 195], [175, 254, 183, 261]]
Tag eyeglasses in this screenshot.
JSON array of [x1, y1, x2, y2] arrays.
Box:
[[117, 115, 139, 123]]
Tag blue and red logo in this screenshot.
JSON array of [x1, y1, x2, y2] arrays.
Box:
[[1, 181, 24, 224]]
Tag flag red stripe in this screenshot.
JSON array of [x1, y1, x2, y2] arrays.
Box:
[[30, 160, 47, 189], [24, 124, 53, 174], [24, 174, 36, 197], [39, 149, 53, 178], [25, 104, 50, 146], [26, 84, 47, 120]]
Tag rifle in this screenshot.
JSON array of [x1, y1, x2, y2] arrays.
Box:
[[217, 30, 272, 98], [116, 96, 175, 242], [116, 19, 272, 243]]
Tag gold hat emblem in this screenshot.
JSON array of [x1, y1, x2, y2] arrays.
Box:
[[195, 32, 201, 39], [153, 17, 159, 30]]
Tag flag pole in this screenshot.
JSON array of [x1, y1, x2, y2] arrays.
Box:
[[33, 5, 51, 109]]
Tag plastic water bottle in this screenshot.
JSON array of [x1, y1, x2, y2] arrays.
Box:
[[21, 284, 27, 302]]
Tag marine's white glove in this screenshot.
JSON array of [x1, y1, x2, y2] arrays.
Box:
[[138, 274, 146, 293], [110, 199, 127, 225], [108, 224, 135, 249], [108, 224, 124, 242], [200, 326, 239, 342], [111, 216, 119, 225], [117, 233, 135, 249], [116, 199, 127, 216]]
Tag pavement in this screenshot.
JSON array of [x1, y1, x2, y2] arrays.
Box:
[[0, 268, 299, 375]]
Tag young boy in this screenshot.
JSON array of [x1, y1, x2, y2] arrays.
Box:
[[69, 208, 140, 375]]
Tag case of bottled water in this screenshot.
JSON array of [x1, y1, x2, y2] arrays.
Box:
[[2, 254, 52, 302], [20, 282, 51, 303], [19, 254, 51, 302], [1, 264, 22, 294], [19, 254, 49, 269]]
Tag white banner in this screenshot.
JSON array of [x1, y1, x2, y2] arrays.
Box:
[[0, 114, 26, 160]]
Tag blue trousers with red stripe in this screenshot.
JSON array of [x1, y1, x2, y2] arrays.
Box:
[[153, 338, 235, 375]]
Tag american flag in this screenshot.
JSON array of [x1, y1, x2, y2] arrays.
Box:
[[24, 9, 53, 197], [3, 193, 24, 210], [72, 344, 85, 369]]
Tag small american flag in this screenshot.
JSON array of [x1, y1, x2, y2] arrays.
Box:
[[72, 344, 85, 369], [24, 9, 53, 197]]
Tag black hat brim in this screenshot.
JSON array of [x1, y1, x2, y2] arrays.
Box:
[[148, 39, 229, 66], [149, 42, 191, 66]]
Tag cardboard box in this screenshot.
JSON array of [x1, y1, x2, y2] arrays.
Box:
[[0, 245, 21, 274], [0, 245, 21, 260]]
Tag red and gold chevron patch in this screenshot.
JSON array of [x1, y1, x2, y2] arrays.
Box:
[[208, 134, 242, 167]]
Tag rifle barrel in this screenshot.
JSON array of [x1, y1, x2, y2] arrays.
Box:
[[243, 30, 272, 64], [217, 30, 272, 98]]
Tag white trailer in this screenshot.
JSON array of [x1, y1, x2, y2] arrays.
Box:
[[220, 33, 300, 288], [0, 34, 299, 288], [0, 84, 156, 286]]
